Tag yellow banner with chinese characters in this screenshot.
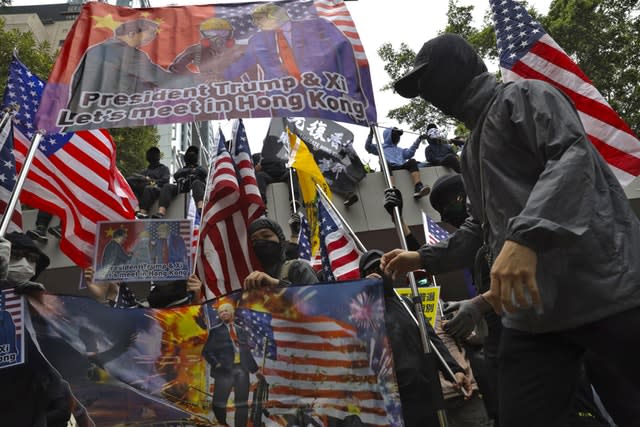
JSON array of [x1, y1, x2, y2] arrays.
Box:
[[394, 286, 441, 328]]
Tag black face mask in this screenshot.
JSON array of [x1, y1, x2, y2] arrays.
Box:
[[252, 239, 284, 268], [442, 202, 468, 228]]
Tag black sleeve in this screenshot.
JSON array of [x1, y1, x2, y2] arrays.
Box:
[[288, 261, 319, 285], [418, 216, 483, 274]]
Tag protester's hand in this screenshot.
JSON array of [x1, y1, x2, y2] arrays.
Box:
[[419, 134, 428, 141], [365, 272, 382, 280], [489, 240, 542, 314], [288, 212, 301, 236], [383, 187, 402, 217], [255, 369, 265, 381], [84, 267, 95, 284], [454, 372, 473, 399], [186, 274, 202, 295], [380, 249, 421, 281], [243, 271, 279, 290], [443, 295, 491, 340]]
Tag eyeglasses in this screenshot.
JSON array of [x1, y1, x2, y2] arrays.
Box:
[[10, 248, 40, 263]]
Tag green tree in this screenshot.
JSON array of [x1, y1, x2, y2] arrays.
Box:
[[0, 19, 160, 177], [111, 126, 160, 178]]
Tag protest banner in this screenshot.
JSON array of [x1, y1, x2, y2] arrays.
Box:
[[36, 0, 377, 133], [93, 219, 192, 283], [395, 286, 441, 328], [0, 289, 25, 369], [29, 279, 402, 426]]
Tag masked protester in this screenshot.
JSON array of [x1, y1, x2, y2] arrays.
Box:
[[244, 218, 318, 289], [365, 127, 431, 199], [129, 146, 171, 219], [359, 249, 469, 427], [382, 33, 640, 427], [424, 124, 462, 173], [154, 145, 208, 219], [0, 233, 75, 427]]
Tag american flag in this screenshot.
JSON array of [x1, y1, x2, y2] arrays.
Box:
[[250, 312, 389, 425], [2, 55, 137, 268], [230, 119, 265, 223], [235, 308, 277, 360], [315, 0, 368, 66], [197, 131, 256, 299], [297, 212, 312, 261], [318, 196, 361, 281], [187, 196, 201, 267], [422, 211, 450, 245], [490, 0, 640, 185], [0, 121, 22, 232], [0, 288, 25, 368]]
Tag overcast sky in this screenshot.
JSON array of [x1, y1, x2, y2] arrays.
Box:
[[11, 0, 553, 165]]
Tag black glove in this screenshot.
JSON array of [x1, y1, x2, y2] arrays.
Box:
[[443, 295, 492, 340], [288, 212, 301, 236], [383, 187, 403, 217], [419, 134, 428, 141]]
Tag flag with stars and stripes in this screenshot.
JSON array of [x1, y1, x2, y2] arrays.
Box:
[[2, 55, 136, 268], [421, 211, 450, 245], [490, 0, 640, 185], [197, 131, 260, 299], [297, 212, 312, 261], [0, 122, 21, 233], [235, 308, 277, 360], [0, 288, 25, 369], [230, 119, 265, 224], [318, 196, 361, 281]]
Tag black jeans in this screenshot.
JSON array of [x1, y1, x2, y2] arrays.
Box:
[[499, 306, 640, 427], [212, 364, 250, 427]]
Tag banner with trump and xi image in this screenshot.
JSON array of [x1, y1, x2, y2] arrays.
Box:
[[36, 0, 377, 133]]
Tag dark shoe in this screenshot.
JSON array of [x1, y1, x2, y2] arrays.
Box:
[[47, 225, 62, 239], [151, 212, 165, 219], [343, 193, 359, 207], [136, 212, 149, 219], [413, 183, 431, 199], [27, 226, 48, 243]]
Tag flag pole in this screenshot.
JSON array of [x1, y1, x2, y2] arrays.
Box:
[[370, 124, 449, 425], [0, 130, 44, 238], [289, 168, 297, 214], [0, 105, 18, 131], [315, 182, 462, 390]]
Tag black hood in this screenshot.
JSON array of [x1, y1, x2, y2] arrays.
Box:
[[394, 33, 487, 120]]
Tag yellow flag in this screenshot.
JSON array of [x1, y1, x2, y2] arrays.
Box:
[[288, 129, 331, 257]]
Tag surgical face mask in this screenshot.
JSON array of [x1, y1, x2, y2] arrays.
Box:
[[252, 239, 283, 268], [8, 257, 36, 282]]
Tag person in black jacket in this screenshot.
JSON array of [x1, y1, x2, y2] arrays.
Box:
[[359, 249, 469, 427], [128, 146, 171, 219], [424, 123, 461, 173], [154, 145, 207, 219]]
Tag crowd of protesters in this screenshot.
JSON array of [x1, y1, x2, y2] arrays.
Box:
[[4, 31, 640, 427]]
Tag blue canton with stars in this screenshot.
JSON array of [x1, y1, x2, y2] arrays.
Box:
[[233, 120, 251, 157], [235, 308, 277, 360], [213, 0, 318, 42], [0, 125, 17, 195], [426, 215, 450, 243], [490, 0, 545, 69], [297, 212, 312, 261], [2, 56, 74, 156], [318, 198, 338, 281]]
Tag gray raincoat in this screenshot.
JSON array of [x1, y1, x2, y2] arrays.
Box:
[[419, 72, 640, 333]]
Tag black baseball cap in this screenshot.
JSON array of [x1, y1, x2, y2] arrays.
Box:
[[394, 33, 477, 99]]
